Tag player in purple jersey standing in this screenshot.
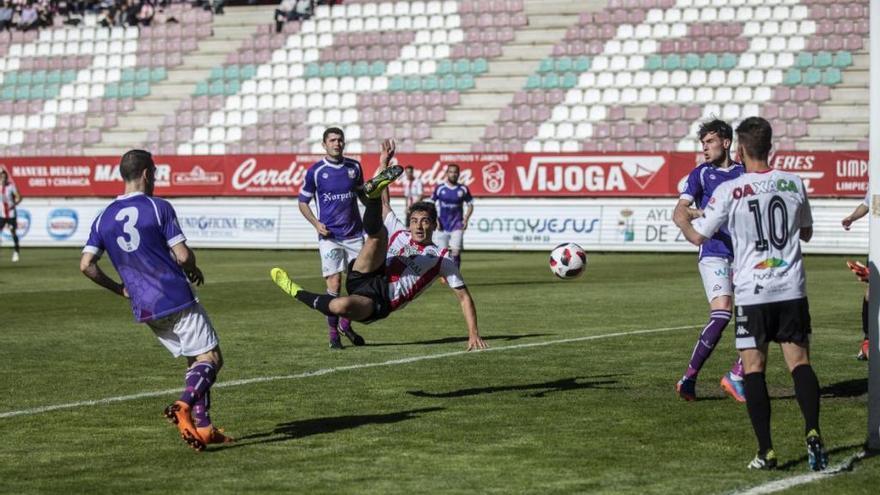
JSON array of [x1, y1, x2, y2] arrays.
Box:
[[679, 117, 827, 471], [673, 120, 746, 402], [431, 164, 473, 267], [298, 127, 367, 349], [79, 150, 231, 452]]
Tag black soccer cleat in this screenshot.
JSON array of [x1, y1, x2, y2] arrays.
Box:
[[363, 165, 404, 199], [339, 325, 366, 346]]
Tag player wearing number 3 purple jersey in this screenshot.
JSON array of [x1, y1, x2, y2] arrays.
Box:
[[679, 117, 827, 471], [79, 150, 232, 452]]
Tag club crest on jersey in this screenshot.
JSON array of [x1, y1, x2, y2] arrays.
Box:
[[347, 168, 357, 179], [731, 179, 798, 199]]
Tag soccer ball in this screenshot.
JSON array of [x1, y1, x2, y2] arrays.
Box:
[[549, 243, 587, 279]]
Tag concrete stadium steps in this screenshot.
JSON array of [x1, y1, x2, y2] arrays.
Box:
[[802, 52, 868, 150], [415, 0, 604, 152], [83, 5, 276, 155]]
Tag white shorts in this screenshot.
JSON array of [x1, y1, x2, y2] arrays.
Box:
[[434, 230, 464, 251], [146, 303, 219, 358], [318, 237, 364, 277], [698, 257, 734, 303]]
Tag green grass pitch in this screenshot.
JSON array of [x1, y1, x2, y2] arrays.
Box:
[[0, 248, 877, 494]]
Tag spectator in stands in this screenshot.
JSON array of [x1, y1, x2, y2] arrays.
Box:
[[273, 0, 293, 32], [0, 2, 14, 31], [274, 0, 310, 31], [132, 0, 152, 25], [18, 1, 39, 30], [122, 0, 139, 25]]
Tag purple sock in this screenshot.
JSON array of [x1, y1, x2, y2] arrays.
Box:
[[179, 362, 217, 407], [339, 317, 352, 331], [684, 310, 731, 380], [730, 358, 744, 379], [192, 390, 212, 428], [327, 290, 339, 338]]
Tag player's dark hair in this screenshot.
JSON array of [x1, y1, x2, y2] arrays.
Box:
[[407, 201, 438, 225], [119, 149, 154, 182], [697, 119, 733, 142], [322, 127, 344, 142], [447, 163, 459, 171], [405, 165, 414, 171], [735, 117, 773, 161]]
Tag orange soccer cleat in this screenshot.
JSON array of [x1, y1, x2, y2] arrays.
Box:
[[197, 425, 235, 445], [847, 260, 870, 283], [163, 401, 206, 452]]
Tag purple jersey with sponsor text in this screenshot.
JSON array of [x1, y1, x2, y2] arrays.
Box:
[[83, 192, 196, 322], [298, 157, 364, 240], [680, 162, 744, 260], [431, 182, 473, 231]]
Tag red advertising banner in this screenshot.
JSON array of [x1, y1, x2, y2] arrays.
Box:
[[0, 151, 868, 198]]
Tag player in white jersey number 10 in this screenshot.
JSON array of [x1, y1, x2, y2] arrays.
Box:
[[676, 117, 827, 472], [271, 139, 488, 351]]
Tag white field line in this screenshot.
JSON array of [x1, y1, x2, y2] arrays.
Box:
[[0, 324, 698, 419], [728, 451, 866, 495]]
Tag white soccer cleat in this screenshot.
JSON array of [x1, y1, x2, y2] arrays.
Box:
[[11, 251, 19, 262]]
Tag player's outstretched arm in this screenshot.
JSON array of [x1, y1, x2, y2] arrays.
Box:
[[171, 242, 204, 286], [379, 138, 396, 219], [80, 252, 127, 297], [842, 204, 869, 230], [453, 286, 488, 351]]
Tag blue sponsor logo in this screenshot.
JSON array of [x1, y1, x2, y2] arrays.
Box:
[[47, 208, 79, 240], [1, 208, 30, 240]]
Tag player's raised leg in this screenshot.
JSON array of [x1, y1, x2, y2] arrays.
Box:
[[272, 147, 403, 322]]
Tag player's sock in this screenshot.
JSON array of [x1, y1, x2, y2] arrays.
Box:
[[11, 231, 19, 252], [192, 390, 212, 428], [326, 291, 340, 338], [453, 254, 461, 267], [339, 317, 352, 331], [684, 310, 731, 380], [743, 372, 773, 455], [862, 297, 869, 338], [294, 290, 335, 316], [791, 364, 821, 435], [730, 358, 744, 380], [179, 361, 217, 407], [362, 198, 383, 237]]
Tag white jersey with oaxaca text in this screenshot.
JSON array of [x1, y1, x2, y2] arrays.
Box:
[[694, 169, 812, 306], [1, 181, 18, 218], [384, 211, 464, 311]]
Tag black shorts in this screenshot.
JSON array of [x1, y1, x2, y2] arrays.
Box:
[[345, 260, 392, 324], [734, 297, 811, 349], [0, 216, 16, 229]]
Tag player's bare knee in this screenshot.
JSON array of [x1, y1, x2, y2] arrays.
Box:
[[194, 347, 223, 370]]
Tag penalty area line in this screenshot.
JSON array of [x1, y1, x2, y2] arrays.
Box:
[[729, 450, 867, 495], [0, 324, 698, 420]]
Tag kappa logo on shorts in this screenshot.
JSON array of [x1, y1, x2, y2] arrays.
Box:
[[736, 325, 749, 337]]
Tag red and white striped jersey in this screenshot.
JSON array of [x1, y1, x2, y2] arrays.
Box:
[[383, 211, 465, 312], [1, 181, 18, 218]]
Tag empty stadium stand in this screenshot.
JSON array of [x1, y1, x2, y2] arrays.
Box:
[[0, 0, 869, 157]]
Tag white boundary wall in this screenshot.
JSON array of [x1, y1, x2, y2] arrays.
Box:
[[6, 197, 868, 254]]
